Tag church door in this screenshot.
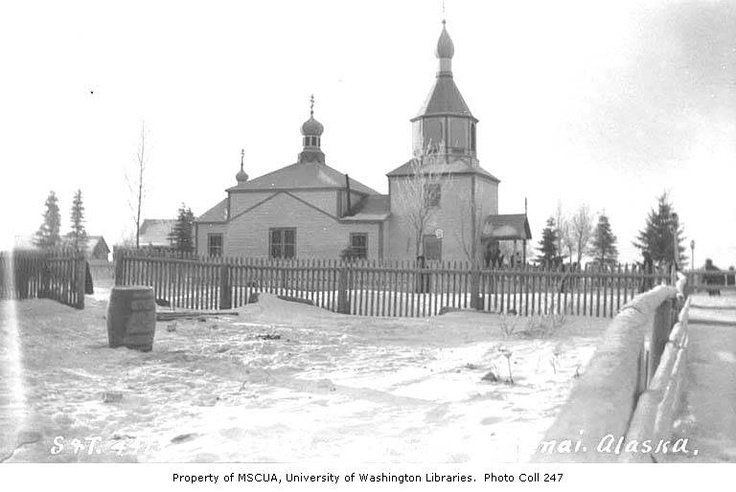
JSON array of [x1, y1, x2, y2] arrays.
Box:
[[422, 235, 442, 262]]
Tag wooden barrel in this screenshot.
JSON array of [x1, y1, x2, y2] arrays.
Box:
[[107, 286, 156, 352]]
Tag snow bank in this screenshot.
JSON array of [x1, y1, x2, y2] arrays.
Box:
[[1, 294, 609, 463]]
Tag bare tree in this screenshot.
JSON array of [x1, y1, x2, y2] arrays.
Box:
[[392, 144, 450, 258], [127, 122, 147, 249], [570, 204, 594, 265], [455, 188, 487, 263], [554, 202, 574, 265], [554, 201, 566, 255]]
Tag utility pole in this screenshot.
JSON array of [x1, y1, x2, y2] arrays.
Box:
[[690, 239, 695, 271]]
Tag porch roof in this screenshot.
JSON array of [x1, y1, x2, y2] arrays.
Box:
[[481, 214, 532, 241]]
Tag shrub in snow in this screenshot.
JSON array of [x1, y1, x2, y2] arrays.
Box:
[[499, 313, 520, 339], [498, 347, 514, 385]]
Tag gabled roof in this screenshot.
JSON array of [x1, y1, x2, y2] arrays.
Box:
[[227, 161, 379, 195], [197, 198, 228, 223], [341, 195, 390, 222], [481, 214, 532, 241], [139, 219, 175, 247], [86, 235, 109, 251], [12, 234, 109, 252], [413, 75, 476, 121], [386, 157, 500, 183]]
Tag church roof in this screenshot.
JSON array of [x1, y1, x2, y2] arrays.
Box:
[[197, 198, 228, 223], [413, 76, 475, 121], [386, 157, 499, 183], [227, 161, 379, 195], [481, 214, 532, 240], [341, 195, 390, 222]]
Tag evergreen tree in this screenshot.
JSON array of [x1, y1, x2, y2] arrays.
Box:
[[537, 217, 559, 267], [591, 213, 618, 266], [67, 189, 88, 253], [633, 192, 687, 266], [34, 191, 62, 249], [169, 203, 195, 253]]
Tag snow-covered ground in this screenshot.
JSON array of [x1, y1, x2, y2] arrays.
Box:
[[0, 289, 609, 463]]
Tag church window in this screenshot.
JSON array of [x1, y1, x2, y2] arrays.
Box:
[[208, 233, 223, 257], [424, 184, 441, 208], [269, 228, 296, 258], [350, 233, 368, 259], [423, 119, 442, 153], [449, 118, 467, 153], [471, 123, 476, 152]]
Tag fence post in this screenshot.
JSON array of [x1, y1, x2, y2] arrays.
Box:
[[75, 255, 86, 309], [39, 256, 50, 299], [636, 341, 651, 397], [649, 298, 673, 377], [17, 256, 29, 300], [470, 261, 481, 310], [114, 250, 125, 286], [337, 265, 350, 314], [219, 263, 232, 310], [415, 255, 429, 293]]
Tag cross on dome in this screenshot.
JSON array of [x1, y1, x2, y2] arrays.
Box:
[[235, 148, 249, 182], [301, 94, 324, 137]]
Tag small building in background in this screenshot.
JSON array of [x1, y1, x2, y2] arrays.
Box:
[[85, 236, 111, 261], [137, 219, 176, 252], [13, 234, 111, 261]]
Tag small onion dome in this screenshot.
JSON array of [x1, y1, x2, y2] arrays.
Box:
[[236, 168, 249, 182], [435, 20, 454, 59], [300, 115, 324, 136], [236, 149, 248, 182]]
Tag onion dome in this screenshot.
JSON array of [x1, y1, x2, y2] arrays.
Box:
[[300, 115, 324, 136], [236, 149, 249, 183], [435, 20, 454, 59]]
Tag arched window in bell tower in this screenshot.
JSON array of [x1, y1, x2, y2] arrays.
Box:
[[471, 123, 476, 153]]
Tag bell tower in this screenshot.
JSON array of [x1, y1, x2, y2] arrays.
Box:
[[411, 20, 478, 162]]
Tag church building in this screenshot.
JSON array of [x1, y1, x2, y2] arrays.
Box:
[[195, 20, 530, 263]]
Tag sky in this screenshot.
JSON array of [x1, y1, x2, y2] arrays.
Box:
[[1, 0, 734, 266]]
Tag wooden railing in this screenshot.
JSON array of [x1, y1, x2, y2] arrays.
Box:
[[623, 290, 691, 462], [685, 268, 736, 293], [0, 250, 86, 309], [533, 284, 686, 462], [114, 250, 669, 318]]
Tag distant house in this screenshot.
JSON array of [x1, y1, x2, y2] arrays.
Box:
[[86, 236, 111, 261], [13, 234, 111, 261], [138, 219, 176, 251], [62, 235, 111, 261]]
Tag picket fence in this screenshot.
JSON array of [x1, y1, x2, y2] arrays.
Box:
[[0, 250, 87, 309], [114, 250, 669, 318]]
